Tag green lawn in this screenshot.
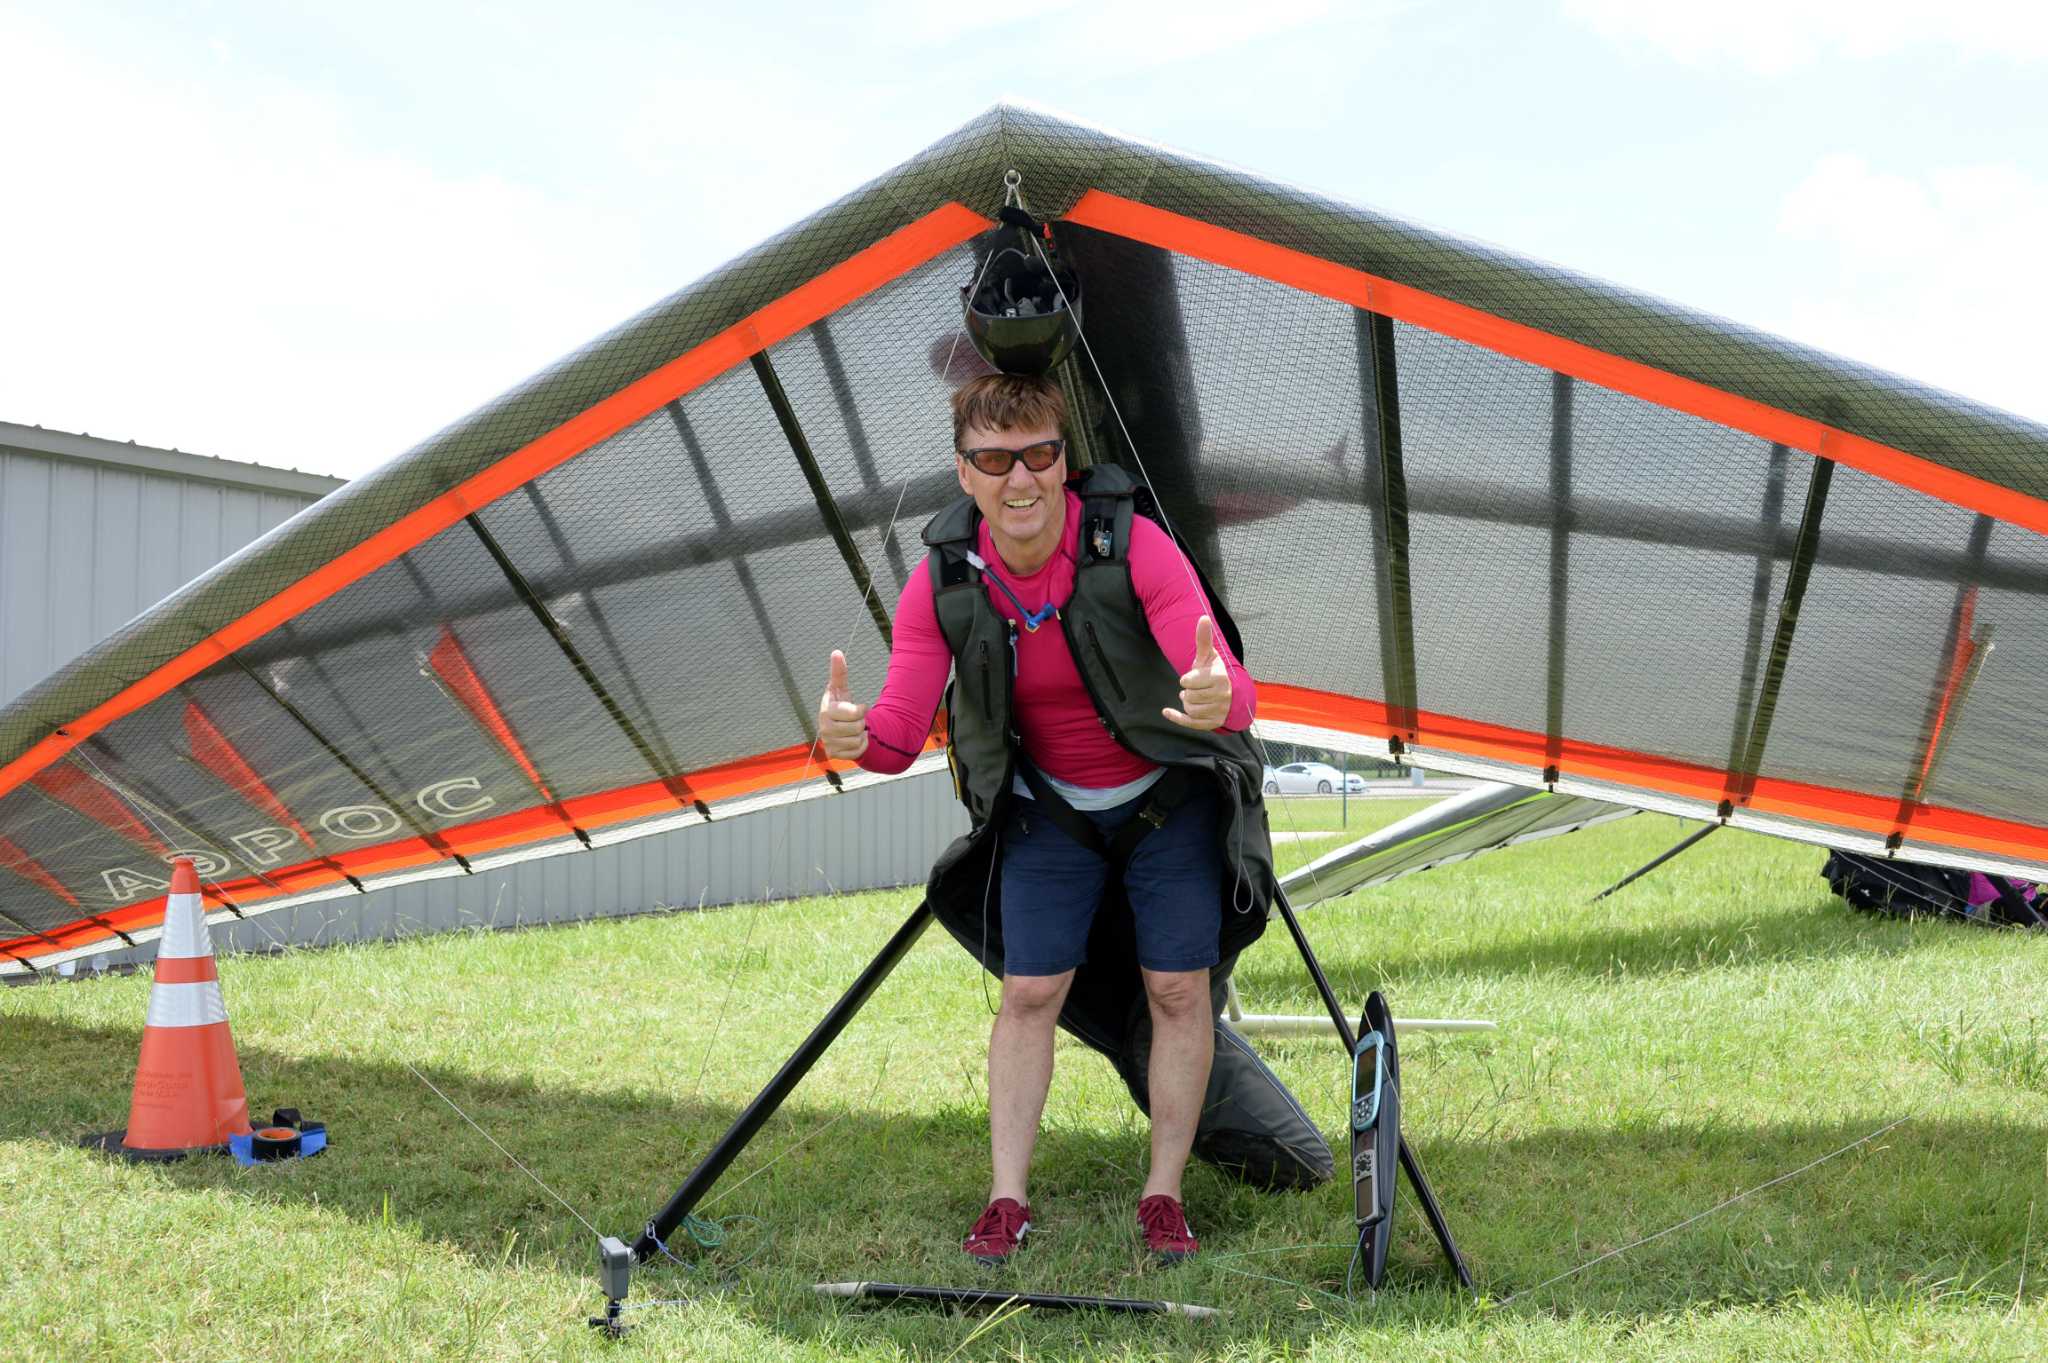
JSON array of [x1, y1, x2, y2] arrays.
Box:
[[4, 798, 2046, 1361]]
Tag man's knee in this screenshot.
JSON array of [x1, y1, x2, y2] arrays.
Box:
[[1142, 968, 1212, 1022], [1001, 970, 1074, 1017]]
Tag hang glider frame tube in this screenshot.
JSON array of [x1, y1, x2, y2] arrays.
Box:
[[1222, 986, 1498, 1038], [632, 898, 935, 1262], [1064, 188, 2048, 539], [813, 1281, 1219, 1318], [1590, 821, 1721, 902], [14, 144, 2048, 945], [1212, 884, 1468, 1286], [627, 880, 1470, 1289], [1228, 781, 1535, 1038], [0, 202, 991, 810]]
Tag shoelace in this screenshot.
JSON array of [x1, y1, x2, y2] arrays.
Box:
[[967, 1202, 1028, 1246], [1138, 1198, 1194, 1247]]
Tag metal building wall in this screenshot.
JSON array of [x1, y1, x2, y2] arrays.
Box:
[[0, 424, 339, 705]]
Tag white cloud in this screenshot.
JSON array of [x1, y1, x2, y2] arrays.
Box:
[[1564, 0, 2048, 73], [862, 0, 1342, 73], [1768, 153, 2048, 423], [1050, 0, 1338, 71], [0, 17, 669, 478]]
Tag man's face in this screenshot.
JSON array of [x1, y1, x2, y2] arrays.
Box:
[[955, 420, 1067, 556]]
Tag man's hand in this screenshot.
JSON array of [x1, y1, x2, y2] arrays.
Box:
[[1162, 616, 1231, 731], [818, 650, 870, 761]]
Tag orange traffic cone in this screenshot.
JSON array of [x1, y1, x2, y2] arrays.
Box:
[[83, 857, 253, 1161]]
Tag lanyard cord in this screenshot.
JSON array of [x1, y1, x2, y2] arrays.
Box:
[[964, 548, 1061, 631]]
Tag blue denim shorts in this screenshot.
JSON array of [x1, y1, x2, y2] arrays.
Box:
[[998, 782, 1223, 977]]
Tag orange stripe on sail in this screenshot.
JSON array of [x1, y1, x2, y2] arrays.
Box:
[[1065, 191, 2048, 539]]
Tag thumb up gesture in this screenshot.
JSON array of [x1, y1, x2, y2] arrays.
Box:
[[1163, 616, 1231, 731], [818, 650, 870, 761]]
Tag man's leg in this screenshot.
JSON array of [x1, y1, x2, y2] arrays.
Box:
[[1139, 966, 1214, 1200], [988, 969, 1074, 1204]]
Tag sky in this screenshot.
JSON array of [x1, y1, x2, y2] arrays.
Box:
[[1, 0, 2044, 480]]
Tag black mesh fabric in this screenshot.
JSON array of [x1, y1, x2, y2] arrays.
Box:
[[1878, 514, 2048, 830], [1766, 469, 1987, 799], [1072, 234, 1387, 697], [6, 103, 2048, 963]]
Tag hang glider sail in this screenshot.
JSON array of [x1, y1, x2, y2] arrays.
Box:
[[1280, 781, 1637, 912], [5, 103, 2047, 976]]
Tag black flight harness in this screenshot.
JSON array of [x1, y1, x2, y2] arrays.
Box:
[[939, 483, 1200, 874]]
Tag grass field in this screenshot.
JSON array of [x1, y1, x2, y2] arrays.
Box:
[[5, 797, 2047, 1361]]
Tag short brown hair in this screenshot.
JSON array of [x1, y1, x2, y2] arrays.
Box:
[[951, 373, 1066, 449]]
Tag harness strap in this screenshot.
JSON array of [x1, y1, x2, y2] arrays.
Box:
[[1016, 762, 1196, 872]]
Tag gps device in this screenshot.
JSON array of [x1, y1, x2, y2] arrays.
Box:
[[1350, 1028, 1387, 1227]]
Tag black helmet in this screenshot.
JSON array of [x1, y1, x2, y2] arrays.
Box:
[[961, 209, 1082, 377]]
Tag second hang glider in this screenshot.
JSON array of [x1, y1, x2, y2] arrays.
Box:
[[2, 103, 2047, 974]]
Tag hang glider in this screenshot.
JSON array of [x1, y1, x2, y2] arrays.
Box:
[[1280, 781, 1637, 912], [5, 103, 2048, 976]]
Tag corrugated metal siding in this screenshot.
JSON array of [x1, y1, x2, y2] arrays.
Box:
[[0, 446, 325, 705]]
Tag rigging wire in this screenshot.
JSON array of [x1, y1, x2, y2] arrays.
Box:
[[65, 746, 663, 1282], [404, 1060, 606, 1240], [44, 169, 1988, 1322], [699, 1043, 896, 1214], [1492, 1113, 1910, 1307], [70, 711, 782, 1304], [55, 755, 766, 1307], [1020, 192, 1948, 1309]]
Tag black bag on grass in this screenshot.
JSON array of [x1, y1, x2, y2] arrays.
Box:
[[1822, 850, 2045, 928]]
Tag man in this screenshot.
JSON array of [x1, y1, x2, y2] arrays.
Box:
[[818, 372, 1272, 1266]]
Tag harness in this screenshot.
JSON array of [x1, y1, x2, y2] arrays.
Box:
[[1015, 761, 1197, 875], [926, 466, 1241, 869]]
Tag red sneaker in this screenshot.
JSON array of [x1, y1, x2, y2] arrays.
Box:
[[963, 1197, 1032, 1266], [1137, 1194, 1199, 1263]]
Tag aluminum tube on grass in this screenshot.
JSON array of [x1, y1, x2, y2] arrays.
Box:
[[814, 1282, 1221, 1319]]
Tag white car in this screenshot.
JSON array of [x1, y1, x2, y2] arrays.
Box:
[[1262, 762, 1368, 795]]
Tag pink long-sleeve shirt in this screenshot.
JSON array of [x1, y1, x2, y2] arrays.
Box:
[[858, 490, 1256, 786]]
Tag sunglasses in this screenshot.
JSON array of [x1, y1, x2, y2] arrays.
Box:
[[958, 438, 1065, 477]]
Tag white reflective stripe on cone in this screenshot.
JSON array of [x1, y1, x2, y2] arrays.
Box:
[[155, 892, 215, 960], [144, 980, 229, 1029]]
